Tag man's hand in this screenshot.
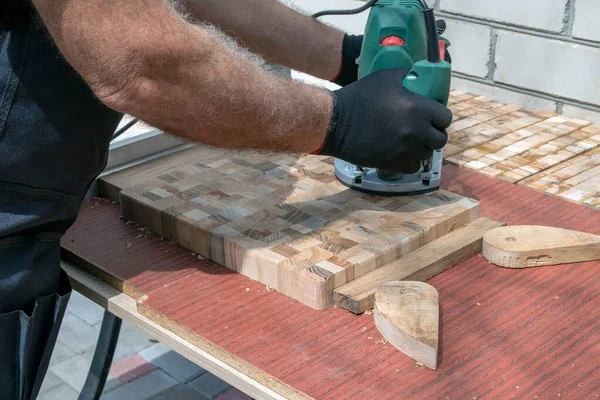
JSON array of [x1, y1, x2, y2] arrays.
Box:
[[316, 68, 452, 173]]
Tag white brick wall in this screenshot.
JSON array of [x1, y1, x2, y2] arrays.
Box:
[[495, 31, 600, 105], [442, 20, 491, 78], [290, 0, 600, 122], [573, 0, 600, 43], [439, 0, 569, 32]]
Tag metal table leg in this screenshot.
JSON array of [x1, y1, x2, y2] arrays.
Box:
[[78, 310, 122, 400]]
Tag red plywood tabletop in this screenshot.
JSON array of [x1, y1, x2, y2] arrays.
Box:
[[62, 164, 600, 399]]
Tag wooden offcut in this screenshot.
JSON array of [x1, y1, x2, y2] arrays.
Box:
[[334, 217, 505, 314], [374, 281, 439, 370], [109, 146, 479, 309], [483, 225, 600, 268]]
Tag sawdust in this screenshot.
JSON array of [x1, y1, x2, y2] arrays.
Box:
[[126, 220, 135, 225], [367, 336, 373, 340], [246, 288, 250, 291], [197, 254, 206, 260], [190, 252, 196, 256], [361, 327, 367, 332], [125, 243, 132, 249], [364, 309, 373, 315], [265, 285, 274, 291]]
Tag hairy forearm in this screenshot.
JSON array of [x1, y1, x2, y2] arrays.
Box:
[[32, 0, 331, 153], [180, 0, 344, 80]]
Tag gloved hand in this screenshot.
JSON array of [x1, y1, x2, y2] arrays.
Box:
[[316, 68, 452, 173], [331, 34, 363, 86]]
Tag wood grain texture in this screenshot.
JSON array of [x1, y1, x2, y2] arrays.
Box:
[[64, 164, 600, 399], [520, 140, 600, 210], [483, 225, 600, 268], [445, 91, 599, 183], [108, 146, 479, 309], [61, 261, 305, 400], [334, 217, 505, 313], [374, 281, 439, 370]]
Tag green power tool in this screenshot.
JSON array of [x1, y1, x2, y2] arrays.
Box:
[[315, 0, 452, 195]]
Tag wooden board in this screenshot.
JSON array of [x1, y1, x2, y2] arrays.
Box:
[[445, 92, 598, 183], [63, 164, 600, 399], [374, 281, 439, 370], [483, 225, 600, 268], [61, 261, 305, 400], [334, 217, 505, 313], [114, 146, 479, 309], [520, 140, 600, 209]]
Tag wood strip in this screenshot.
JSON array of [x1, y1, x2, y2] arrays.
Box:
[[334, 217, 506, 313], [483, 225, 600, 268]]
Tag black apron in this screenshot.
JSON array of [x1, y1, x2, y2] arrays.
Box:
[[0, 1, 123, 398]]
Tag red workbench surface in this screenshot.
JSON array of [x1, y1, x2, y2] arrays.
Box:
[[62, 164, 600, 399]]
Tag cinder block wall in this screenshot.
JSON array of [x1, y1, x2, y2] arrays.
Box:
[[437, 0, 600, 123], [290, 0, 600, 123]]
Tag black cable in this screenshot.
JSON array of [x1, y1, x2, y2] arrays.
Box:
[[311, 0, 378, 18], [112, 117, 139, 140]]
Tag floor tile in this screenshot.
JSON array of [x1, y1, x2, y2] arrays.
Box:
[[68, 290, 105, 326], [37, 383, 78, 400], [39, 370, 62, 394], [51, 353, 93, 392], [109, 354, 158, 383], [117, 321, 156, 354], [188, 373, 232, 399], [56, 313, 100, 354], [215, 388, 253, 400], [149, 384, 210, 400], [100, 370, 178, 400], [140, 344, 206, 383], [48, 342, 78, 367]]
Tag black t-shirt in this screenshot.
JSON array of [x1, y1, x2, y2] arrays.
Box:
[[0, 0, 123, 236]]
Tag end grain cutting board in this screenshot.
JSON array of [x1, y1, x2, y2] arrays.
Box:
[[117, 146, 479, 309]]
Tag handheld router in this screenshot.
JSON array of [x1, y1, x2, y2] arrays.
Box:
[[314, 0, 452, 195]]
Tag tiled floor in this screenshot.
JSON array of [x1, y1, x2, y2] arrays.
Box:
[[38, 290, 252, 400]]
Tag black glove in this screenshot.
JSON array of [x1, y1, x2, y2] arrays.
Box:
[[332, 34, 363, 86], [317, 68, 452, 174]]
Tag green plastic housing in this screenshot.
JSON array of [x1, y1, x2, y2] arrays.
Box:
[[358, 0, 451, 106]]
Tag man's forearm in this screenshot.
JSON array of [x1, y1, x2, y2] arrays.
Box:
[[181, 0, 345, 80], [32, 0, 331, 153]]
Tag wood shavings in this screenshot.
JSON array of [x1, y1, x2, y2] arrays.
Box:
[[361, 327, 367, 332], [416, 362, 424, 367], [190, 252, 196, 256], [246, 288, 250, 291], [137, 226, 152, 235], [367, 336, 373, 340], [265, 285, 274, 291], [197, 254, 206, 260], [515, 385, 519, 389], [126, 220, 135, 225], [364, 309, 373, 315], [125, 243, 132, 249], [477, 302, 482, 306]]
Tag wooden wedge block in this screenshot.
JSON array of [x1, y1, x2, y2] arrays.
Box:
[[334, 217, 506, 314], [374, 281, 439, 370], [483, 225, 600, 268]]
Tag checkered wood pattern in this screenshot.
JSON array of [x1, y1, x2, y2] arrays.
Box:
[[520, 139, 600, 209], [119, 146, 479, 309], [445, 91, 600, 183]]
